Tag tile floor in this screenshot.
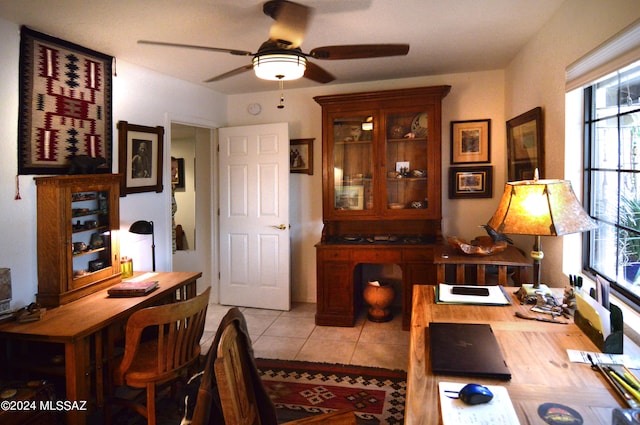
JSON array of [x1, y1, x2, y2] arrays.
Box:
[[200, 302, 409, 371]]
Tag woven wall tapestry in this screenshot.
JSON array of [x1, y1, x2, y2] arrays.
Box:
[[18, 26, 113, 175]]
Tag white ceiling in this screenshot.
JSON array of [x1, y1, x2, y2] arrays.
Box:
[[0, 0, 566, 95]]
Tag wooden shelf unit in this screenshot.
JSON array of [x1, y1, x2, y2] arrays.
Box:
[[35, 174, 122, 307], [314, 86, 450, 328]]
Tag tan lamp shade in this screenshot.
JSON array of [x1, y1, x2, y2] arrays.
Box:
[[487, 179, 597, 236]]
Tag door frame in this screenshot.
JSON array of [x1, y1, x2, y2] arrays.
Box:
[[165, 113, 220, 301]]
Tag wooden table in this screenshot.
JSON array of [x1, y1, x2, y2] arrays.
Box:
[[0, 271, 201, 425], [405, 285, 635, 424], [434, 244, 531, 285]]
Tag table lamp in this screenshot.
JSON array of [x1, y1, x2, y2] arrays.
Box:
[[486, 175, 596, 301], [129, 220, 155, 271]]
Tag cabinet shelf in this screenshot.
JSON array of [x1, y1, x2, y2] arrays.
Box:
[[72, 247, 106, 257], [386, 177, 427, 182], [335, 140, 373, 146], [386, 137, 427, 143], [72, 225, 108, 234], [72, 210, 107, 218]]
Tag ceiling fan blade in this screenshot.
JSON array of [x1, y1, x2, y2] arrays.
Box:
[[310, 44, 410, 60], [265, 0, 312, 49], [138, 40, 253, 57], [304, 61, 335, 84], [204, 64, 254, 82]]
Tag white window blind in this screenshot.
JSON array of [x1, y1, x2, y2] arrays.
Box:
[[566, 18, 640, 91]]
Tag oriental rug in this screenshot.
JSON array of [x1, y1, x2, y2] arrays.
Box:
[[18, 26, 113, 175], [255, 359, 406, 425]]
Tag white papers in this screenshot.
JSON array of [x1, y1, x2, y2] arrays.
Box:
[[437, 283, 511, 305], [566, 349, 640, 368], [438, 382, 520, 425]]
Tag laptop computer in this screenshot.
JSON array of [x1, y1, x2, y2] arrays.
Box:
[[429, 322, 512, 380]]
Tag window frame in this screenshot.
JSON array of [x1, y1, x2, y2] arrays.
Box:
[[583, 62, 640, 307]]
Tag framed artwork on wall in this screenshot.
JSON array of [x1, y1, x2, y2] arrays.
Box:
[[449, 166, 493, 199], [506, 107, 544, 181], [290, 138, 314, 174], [118, 121, 164, 196], [18, 26, 113, 175], [450, 119, 491, 164], [173, 157, 185, 190]]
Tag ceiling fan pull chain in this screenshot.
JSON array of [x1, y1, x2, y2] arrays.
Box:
[[277, 79, 285, 109]]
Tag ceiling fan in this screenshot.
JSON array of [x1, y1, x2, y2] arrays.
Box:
[[138, 0, 410, 84]]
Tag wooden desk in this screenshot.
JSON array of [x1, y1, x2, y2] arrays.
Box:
[[434, 244, 531, 285], [406, 285, 630, 425], [0, 271, 201, 425]]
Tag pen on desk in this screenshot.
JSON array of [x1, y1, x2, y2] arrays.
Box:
[[608, 367, 640, 401], [605, 369, 634, 402], [587, 354, 598, 370], [623, 368, 640, 389]]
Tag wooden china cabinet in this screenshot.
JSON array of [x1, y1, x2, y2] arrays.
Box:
[[35, 174, 122, 307], [314, 86, 451, 329]]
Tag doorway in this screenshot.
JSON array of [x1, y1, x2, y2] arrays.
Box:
[[170, 122, 216, 298]]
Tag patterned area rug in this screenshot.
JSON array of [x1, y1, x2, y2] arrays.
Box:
[[255, 359, 406, 425]]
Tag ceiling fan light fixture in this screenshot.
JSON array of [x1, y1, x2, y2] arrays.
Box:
[[253, 53, 307, 81]]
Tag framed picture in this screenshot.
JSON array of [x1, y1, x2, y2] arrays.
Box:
[[449, 166, 493, 199], [450, 119, 491, 164], [173, 157, 185, 190], [290, 138, 314, 175], [506, 107, 544, 181], [335, 185, 364, 210], [118, 121, 164, 196]]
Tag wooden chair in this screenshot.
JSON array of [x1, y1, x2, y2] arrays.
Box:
[[108, 287, 210, 425], [205, 307, 356, 425]]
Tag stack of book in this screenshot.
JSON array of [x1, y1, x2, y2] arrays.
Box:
[[107, 280, 159, 297]]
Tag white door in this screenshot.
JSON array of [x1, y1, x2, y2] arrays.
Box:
[[219, 123, 290, 310]]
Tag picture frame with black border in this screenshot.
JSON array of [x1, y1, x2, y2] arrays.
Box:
[[290, 138, 314, 175], [118, 121, 164, 196], [450, 119, 491, 164], [173, 158, 185, 190], [506, 107, 544, 181], [449, 166, 493, 199]]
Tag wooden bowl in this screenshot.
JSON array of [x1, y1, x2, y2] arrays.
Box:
[[447, 236, 508, 256]]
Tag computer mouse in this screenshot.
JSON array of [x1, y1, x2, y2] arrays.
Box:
[[458, 383, 494, 405]]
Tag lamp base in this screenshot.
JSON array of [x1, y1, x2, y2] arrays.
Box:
[[517, 284, 552, 303]]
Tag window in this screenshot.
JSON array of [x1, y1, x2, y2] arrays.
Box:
[[584, 59, 640, 303]]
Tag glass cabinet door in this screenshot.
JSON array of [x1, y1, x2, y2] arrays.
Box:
[[331, 113, 375, 212], [384, 110, 429, 212]]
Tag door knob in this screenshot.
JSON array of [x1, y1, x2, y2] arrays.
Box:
[[272, 224, 288, 230]]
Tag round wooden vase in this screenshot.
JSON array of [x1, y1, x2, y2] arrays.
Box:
[[363, 281, 394, 322]]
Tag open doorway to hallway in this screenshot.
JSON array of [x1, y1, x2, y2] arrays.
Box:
[[170, 122, 217, 298]]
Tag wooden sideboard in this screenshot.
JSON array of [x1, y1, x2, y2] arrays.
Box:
[[315, 241, 436, 330]]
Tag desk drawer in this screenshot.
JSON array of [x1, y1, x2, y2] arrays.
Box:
[[317, 248, 351, 261], [354, 249, 402, 263]]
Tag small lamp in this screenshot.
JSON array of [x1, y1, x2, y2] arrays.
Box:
[[486, 174, 596, 300], [129, 220, 155, 271]]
